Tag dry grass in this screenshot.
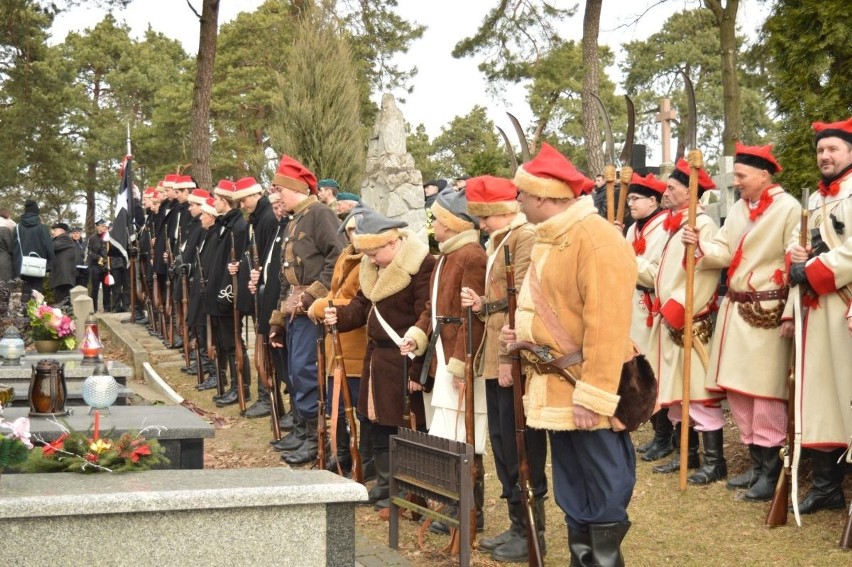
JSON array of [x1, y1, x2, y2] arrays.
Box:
[[133, 345, 851, 567]]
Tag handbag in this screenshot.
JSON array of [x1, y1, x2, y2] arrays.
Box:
[[16, 226, 47, 277]]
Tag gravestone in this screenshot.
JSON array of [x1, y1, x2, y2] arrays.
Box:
[[71, 291, 94, 343], [361, 93, 428, 244]]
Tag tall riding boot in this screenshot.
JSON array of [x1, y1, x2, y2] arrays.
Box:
[[727, 443, 761, 490], [653, 423, 699, 473], [796, 448, 846, 514], [279, 393, 297, 431], [325, 419, 352, 475], [215, 354, 251, 407], [745, 445, 783, 502], [272, 417, 306, 451], [196, 343, 219, 390], [243, 374, 271, 418], [368, 449, 390, 506], [636, 411, 660, 454], [589, 521, 631, 567], [212, 358, 231, 402], [569, 526, 594, 567], [688, 429, 727, 485], [642, 408, 674, 461], [491, 498, 548, 562], [284, 417, 319, 465], [358, 420, 376, 481], [480, 501, 519, 552]]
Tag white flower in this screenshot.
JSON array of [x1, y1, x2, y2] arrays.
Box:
[[0, 416, 34, 449]]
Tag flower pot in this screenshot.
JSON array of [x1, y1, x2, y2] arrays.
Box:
[[33, 340, 61, 354]]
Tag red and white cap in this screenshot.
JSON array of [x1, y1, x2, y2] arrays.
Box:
[[162, 174, 179, 189], [231, 176, 263, 200], [514, 143, 594, 199], [187, 188, 211, 205], [273, 155, 318, 195], [465, 175, 519, 217], [200, 197, 219, 217], [174, 175, 196, 190], [214, 179, 237, 200]]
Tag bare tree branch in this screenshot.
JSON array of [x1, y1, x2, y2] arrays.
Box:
[[185, 0, 202, 20]]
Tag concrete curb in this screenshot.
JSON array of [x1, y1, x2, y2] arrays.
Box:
[[97, 314, 149, 379], [142, 361, 184, 405]]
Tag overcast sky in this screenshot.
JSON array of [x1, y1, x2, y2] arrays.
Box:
[[51, 0, 770, 163]]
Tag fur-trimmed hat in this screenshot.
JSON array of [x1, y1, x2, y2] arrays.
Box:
[[200, 197, 219, 217], [273, 155, 317, 195], [669, 158, 716, 195], [734, 142, 782, 174], [231, 177, 263, 200], [187, 188, 211, 205], [162, 174, 179, 189], [465, 175, 519, 217], [174, 175, 196, 190], [214, 179, 237, 200], [627, 172, 667, 201], [350, 208, 407, 251], [431, 188, 477, 233], [513, 142, 594, 199], [143, 187, 156, 197], [813, 117, 852, 145]]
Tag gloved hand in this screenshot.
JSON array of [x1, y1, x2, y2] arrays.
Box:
[[269, 324, 286, 348], [789, 262, 808, 287]]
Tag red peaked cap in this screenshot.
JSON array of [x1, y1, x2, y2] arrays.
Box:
[[514, 142, 594, 199], [734, 142, 783, 174], [162, 173, 179, 188], [671, 158, 716, 191], [274, 155, 318, 195], [627, 172, 667, 198], [465, 175, 519, 217], [812, 117, 852, 145]]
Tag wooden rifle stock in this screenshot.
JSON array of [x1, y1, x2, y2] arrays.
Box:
[[180, 267, 191, 368], [316, 323, 328, 470], [841, 501, 852, 549], [504, 246, 544, 566], [164, 239, 175, 346], [230, 232, 246, 413], [464, 305, 477, 547], [153, 272, 165, 336], [265, 336, 283, 441], [328, 300, 363, 483], [767, 198, 810, 527]]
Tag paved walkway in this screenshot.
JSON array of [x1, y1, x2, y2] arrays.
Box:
[[99, 313, 413, 567]]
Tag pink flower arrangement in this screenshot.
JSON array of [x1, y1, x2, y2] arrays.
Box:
[[26, 297, 77, 350]]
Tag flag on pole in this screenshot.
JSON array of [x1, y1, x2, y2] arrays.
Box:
[[108, 153, 133, 263]]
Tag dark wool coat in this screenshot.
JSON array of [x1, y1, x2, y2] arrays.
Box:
[[334, 232, 436, 428], [208, 208, 250, 317], [12, 213, 54, 278], [187, 227, 217, 328], [153, 199, 175, 276], [175, 215, 202, 303], [256, 217, 288, 335], [86, 233, 106, 267], [50, 233, 77, 289], [0, 227, 13, 282]]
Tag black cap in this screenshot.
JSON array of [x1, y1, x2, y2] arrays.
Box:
[[95, 219, 107, 226], [51, 222, 70, 232]]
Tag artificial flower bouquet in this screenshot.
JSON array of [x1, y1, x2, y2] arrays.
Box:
[[26, 292, 76, 350]]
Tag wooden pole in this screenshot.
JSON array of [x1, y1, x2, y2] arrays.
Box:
[[604, 164, 616, 224], [616, 166, 633, 227], [679, 148, 703, 492]]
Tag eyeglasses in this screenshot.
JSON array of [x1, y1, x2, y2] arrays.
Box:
[[626, 195, 652, 203]]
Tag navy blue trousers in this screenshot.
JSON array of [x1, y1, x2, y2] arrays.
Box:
[[549, 428, 635, 532], [286, 315, 319, 419]]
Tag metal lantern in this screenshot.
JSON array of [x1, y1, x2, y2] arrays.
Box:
[[0, 326, 26, 366], [82, 363, 118, 415], [79, 314, 103, 365]]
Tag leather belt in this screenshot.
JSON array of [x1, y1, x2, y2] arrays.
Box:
[[727, 288, 788, 303], [636, 285, 654, 293], [511, 341, 584, 380], [481, 297, 508, 316], [420, 315, 462, 385]]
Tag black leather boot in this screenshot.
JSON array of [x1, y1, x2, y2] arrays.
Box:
[[589, 521, 630, 567], [432, 457, 485, 534], [795, 448, 846, 514], [368, 450, 390, 506], [215, 386, 250, 407], [325, 420, 352, 475], [636, 410, 663, 454], [641, 409, 674, 461], [727, 443, 760, 490], [688, 429, 727, 485], [196, 373, 219, 391], [491, 499, 547, 563], [745, 445, 782, 502], [480, 501, 518, 552], [272, 419, 306, 452], [653, 423, 699, 473], [278, 407, 295, 431], [357, 420, 376, 481], [569, 527, 594, 567], [283, 417, 319, 465], [244, 378, 271, 419]]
